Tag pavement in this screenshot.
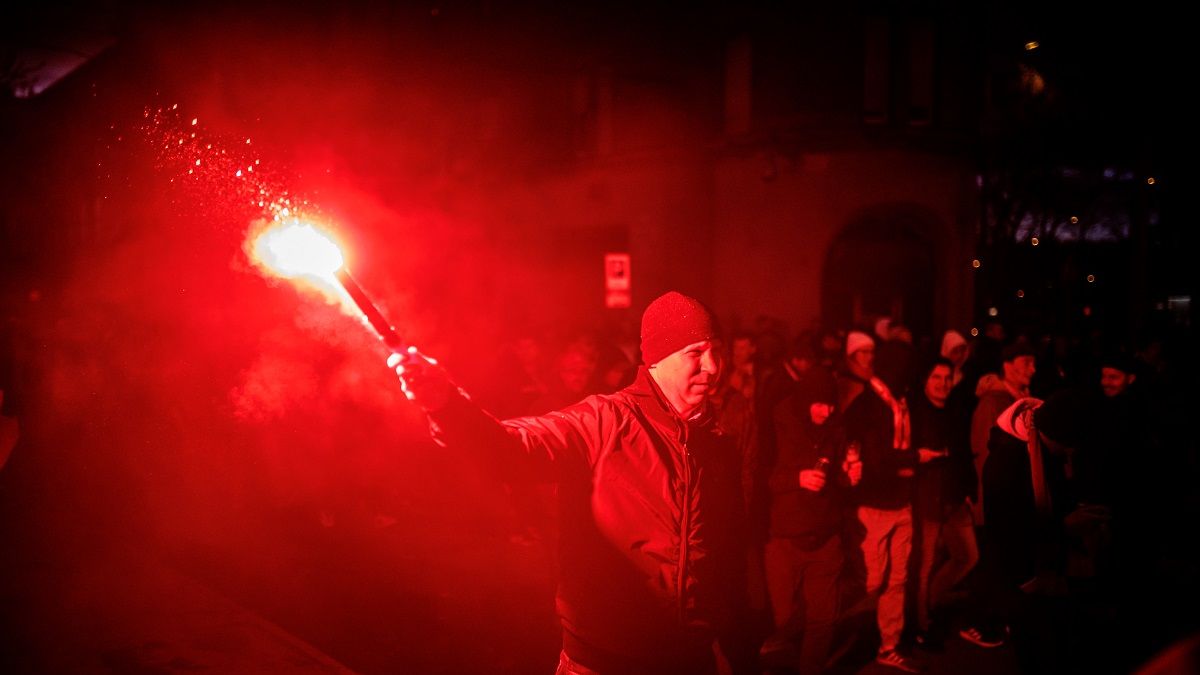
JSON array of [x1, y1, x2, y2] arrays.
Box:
[[0, 435, 1141, 675], [0, 494, 563, 674], [1, 506, 1027, 675], [0, 542, 356, 673]]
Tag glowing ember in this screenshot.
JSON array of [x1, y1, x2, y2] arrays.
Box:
[[137, 103, 408, 353], [252, 221, 345, 280]]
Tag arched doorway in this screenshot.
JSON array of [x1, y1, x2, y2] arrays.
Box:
[[821, 204, 943, 339]]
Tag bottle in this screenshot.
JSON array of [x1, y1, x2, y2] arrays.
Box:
[[845, 442, 861, 465]]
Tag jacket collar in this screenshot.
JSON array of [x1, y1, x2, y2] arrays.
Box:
[[626, 366, 715, 439]]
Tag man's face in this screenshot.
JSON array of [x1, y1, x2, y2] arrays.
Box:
[[809, 402, 833, 426], [850, 346, 874, 372], [925, 364, 953, 406], [1004, 355, 1036, 388], [652, 339, 722, 415], [1100, 367, 1135, 398]]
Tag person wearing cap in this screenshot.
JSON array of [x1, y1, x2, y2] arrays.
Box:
[[1099, 352, 1138, 400], [940, 330, 970, 390], [390, 291, 753, 674], [841, 332, 937, 672], [836, 330, 877, 413], [1087, 352, 1143, 550], [968, 340, 1036, 524]]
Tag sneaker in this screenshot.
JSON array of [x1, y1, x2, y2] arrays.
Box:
[[959, 625, 1005, 648], [875, 649, 924, 673]]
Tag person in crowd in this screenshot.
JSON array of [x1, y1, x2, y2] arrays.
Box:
[[1095, 351, 1150, 527], [843, 341, 940, 672], [1100, 352, 1138, 400], [727, 330, 758, 402], [836, 330, 876, 413], [762, 366, 861, 673], [782, 331, 818, 384], [908, 358, 978, 650], [940, 330, 970, 391], [942, 329, 977, 423], [969, 341, 1036, 524], [977, 390, 1089, 673], [391, 291, 755, 674]]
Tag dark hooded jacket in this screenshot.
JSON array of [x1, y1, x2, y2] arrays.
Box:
[[982, 399, 1071, 586], [428, 366, 749, 672], [768, 369, 849, 546]]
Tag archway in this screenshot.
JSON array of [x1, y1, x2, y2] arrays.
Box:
[[821, 204, 943, 339]]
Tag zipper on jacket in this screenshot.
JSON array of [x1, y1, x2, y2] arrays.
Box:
[[677, 440, 692, 623]]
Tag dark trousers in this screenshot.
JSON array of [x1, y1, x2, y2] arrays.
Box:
[[764, 535, 843, 673]]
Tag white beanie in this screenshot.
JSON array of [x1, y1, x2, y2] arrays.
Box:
[[846, 330, 875, 356], [874, 317, 892, 340], [940, 330, 967, 359]]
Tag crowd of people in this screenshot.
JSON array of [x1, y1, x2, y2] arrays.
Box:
[[397, 291, 1194, 675]]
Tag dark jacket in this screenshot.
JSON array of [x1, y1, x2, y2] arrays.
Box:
[[769, 393, 849, 546], [970, 374, 1020, 523], [982, 424, 1070, 587], [428, 367, 748, 672], [843, 381, 916, 510], [910, 393, 976, 520]]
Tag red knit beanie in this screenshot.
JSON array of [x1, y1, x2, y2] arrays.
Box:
[[640, 291, 720, 366]]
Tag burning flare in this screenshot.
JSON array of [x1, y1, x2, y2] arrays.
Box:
[[248, 218, 406, 352], [252, 220, 345, 281]]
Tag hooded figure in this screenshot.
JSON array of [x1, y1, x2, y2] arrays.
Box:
[[762, 367, 857, 673], [940, 330, 969, 388], [982, 396, 1078, 589], [768, 368, 847, 546]]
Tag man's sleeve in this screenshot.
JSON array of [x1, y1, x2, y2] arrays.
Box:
[[427, 392, 611, 482]]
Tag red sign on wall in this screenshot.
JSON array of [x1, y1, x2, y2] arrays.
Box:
[[605, 253, 631, 308]]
